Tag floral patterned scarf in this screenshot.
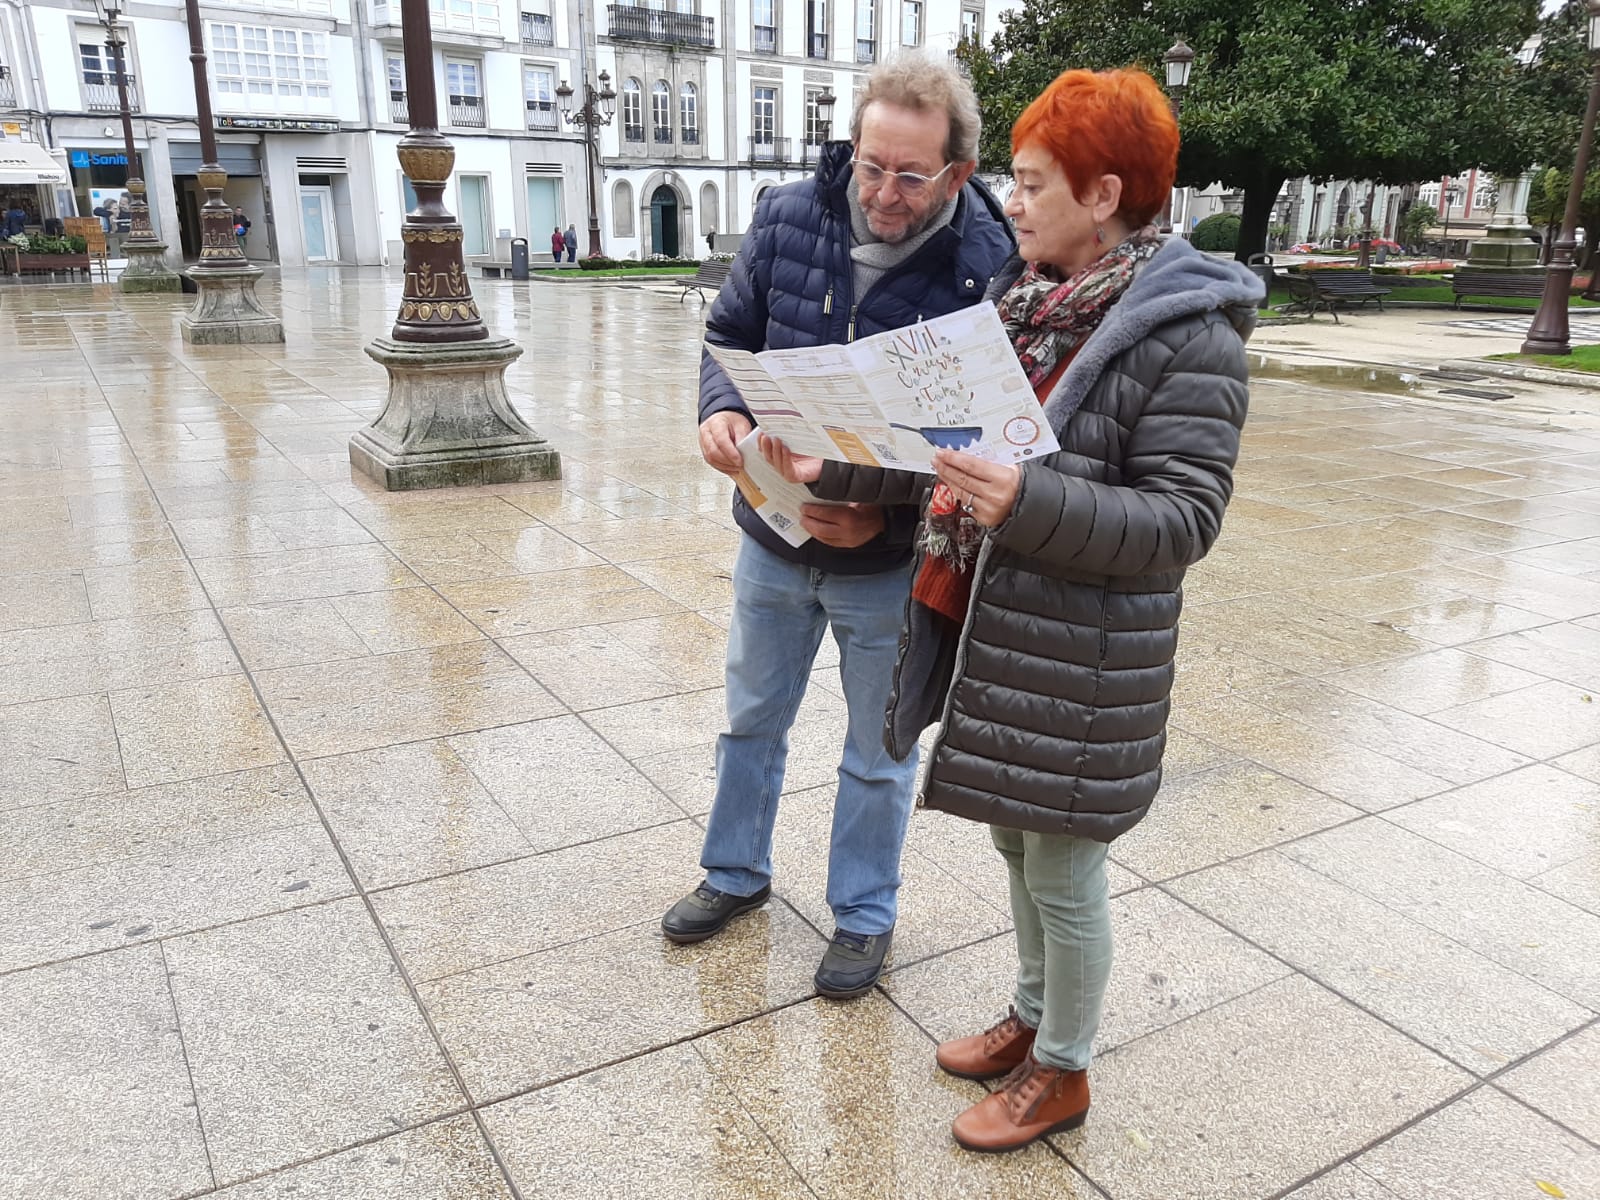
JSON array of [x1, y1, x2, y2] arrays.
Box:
[[917, 226, 1164, 575]]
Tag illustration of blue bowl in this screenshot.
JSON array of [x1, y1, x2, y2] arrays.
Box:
[[889, 423, 982, 450]]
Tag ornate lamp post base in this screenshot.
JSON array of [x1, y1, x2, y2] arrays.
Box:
[[180, 263, 285, 344], [350, 336, 560, 490], [120, 241, 182, 293]]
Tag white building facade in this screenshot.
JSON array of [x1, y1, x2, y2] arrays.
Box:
[[0, 0, 983, 267]]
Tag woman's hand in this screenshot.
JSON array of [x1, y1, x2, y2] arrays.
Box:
[[759, 433, 823, 484], [932, 449, 1021, 528]]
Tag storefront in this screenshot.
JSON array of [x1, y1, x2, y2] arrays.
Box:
[[63, 146, 163, 245], [0, 136, 68, 231], [169, 140, 268, 262]]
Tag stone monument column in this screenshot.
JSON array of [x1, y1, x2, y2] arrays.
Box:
[[1469, 172, 1541, 271], [347, 0, 560, 490]]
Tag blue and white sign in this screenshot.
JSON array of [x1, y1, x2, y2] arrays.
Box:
[[69, 150, 129, 169]]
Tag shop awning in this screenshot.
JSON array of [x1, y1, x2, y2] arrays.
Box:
[[0, 141, 68, 186]]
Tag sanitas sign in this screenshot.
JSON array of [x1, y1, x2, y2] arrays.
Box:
[[69, 150, 129, 168], [216, 116, 340, 132]]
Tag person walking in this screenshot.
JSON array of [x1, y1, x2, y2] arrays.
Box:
[[232, 207, 251, 254], [659, 55, 1014, 1000], [550, 226, 564, 263], [761, 66, 1260, 1146], [563, 222, 578, 262]]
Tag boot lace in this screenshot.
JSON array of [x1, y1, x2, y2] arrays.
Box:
[[982, 1006, 1029, 1056]]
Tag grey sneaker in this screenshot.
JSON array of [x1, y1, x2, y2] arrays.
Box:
[[660, 882, 772, 945], [814, 927, 893, 999]]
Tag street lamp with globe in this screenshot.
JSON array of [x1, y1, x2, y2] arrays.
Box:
[[557, 70, 617, 259], [1523, 0, 1600, 356], [1159, 35, 1194, 234]]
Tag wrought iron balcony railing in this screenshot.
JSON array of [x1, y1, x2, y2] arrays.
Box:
[[748, 136, 790, 166], [607, 4, 715, 47], [449, 96, 486, 127], [653, 126, 673, 143], [390, 91, 409, 123], [623, 122, 644, 142], [681, 127, 699, 145], [0, 66, 16, 108], [82, 75, 140, 112], [753, 24, 776, 51], [856, 38, 875, 63], [525, 100, 558, 131], [520, 12, 554, 44], [808, 32, 827, 57]]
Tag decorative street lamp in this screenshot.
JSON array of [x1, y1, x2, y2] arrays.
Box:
[[1440, 180, 1463, 250], [1159, 35, 1194, 234], [349, 0, 559, 489], [1523, 0, 1600, 357], [816, 86, 837, 141], [91, 0, 179, 293], [556, 69, 616, 259], [178, 0, 282, 343]]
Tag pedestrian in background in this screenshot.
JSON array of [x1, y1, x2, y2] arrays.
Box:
[[232, 207, 251, 253], [762, 65, 1260, 1151], [563, 223, 577, 262], [550, 226, 564, 263]]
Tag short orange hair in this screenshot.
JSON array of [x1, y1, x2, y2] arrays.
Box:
[[1011, 68, 1179, 228]]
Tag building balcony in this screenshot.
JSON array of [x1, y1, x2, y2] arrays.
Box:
[[653, 126, 673, 144], [525, 100, 558, 131], [449, 96, 486, 127], [747, 136, 790, 167], [753, 24, 776, 51], [390, 91, 409, 123], [856, 38, 875, 63], [607, 5, 715, 48], [801, 140, 827, 167], [82, 75, 140, 113], [520, 12, 554, 45], [371, 1, 503, 45], [0, 66, 16, 108], [681, 127, 699, 145], [623, 122, 644, 142], [808, 33, 827, 57]]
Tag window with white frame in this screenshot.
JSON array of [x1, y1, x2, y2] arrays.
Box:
[[520, 0, 553, 44], [900, 0, 920, 45], [804, 88, 828, 145], [753, 84, 776, 150], [446, 58, 484, 125], [622, 77, 643, 142], [209, 24, 328, 105], [807, 0, 827, 57], [753, 0, 777, 52], [1418, 182, 1441, 206], [651, 80, 672, 142], [680, 82, 699, 144], [431, 0, 500, 37], [960, 7, 978, 43], [856, 0, 874, 62], [523, 63, 556, 130], [78, 37, 123, 86], [1471, 179, 1496, 212]]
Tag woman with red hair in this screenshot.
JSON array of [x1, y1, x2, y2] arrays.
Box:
[[763, 64, 1262, 1152]]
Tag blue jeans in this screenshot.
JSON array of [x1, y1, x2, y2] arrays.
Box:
[[700, 535, 919, 936]]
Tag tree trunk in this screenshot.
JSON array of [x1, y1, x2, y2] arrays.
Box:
[[1234, 177, 1285, 263]]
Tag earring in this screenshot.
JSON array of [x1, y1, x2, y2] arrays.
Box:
[[1095, 225, 1105, 245]]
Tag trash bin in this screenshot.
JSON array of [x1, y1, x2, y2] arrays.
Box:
[[1246, 252, 1275, 309], [510, 237, 529, 280]]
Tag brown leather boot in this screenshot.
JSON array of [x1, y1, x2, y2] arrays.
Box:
[[951, 1054, 1090, 1153], [935, 1007, 1037, 1081]]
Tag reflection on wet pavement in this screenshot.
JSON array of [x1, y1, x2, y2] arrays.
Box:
[[2, 268, 1598, 1199]]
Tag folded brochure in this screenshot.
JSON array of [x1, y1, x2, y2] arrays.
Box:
[[705, 302, 1058, 473], [732, 429, 847, 547]]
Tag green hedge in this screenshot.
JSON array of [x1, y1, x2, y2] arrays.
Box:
[[1191, 213, 1240, 253], [578, 255, 702, 271]]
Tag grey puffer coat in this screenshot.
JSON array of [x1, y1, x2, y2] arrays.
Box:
[[812, 237, 1262, 841]]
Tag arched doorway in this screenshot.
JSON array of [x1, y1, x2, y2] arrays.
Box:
[[650, 185, 680, 257]]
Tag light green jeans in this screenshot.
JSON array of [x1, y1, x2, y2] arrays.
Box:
[[991, 825, 1113, 1072]]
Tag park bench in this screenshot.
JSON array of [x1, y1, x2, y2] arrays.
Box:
[[677, 260, 731, 303], [1451, 267, 1546, 308], [1284, 268, 1391, 324]]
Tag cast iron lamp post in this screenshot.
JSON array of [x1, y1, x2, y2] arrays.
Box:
[[815, 85, 837, 142], [1439, 180, 1463, 251], [557, 70, 616, 259], [1160, 35, 1194, 235], [1523, 0, 1600, 357], [349, 0, 559, 489], [91, 0, 179, 292], [178, 0, 282, 342]]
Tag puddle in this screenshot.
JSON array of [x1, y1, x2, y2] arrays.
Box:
[[1246, 353, 1423, 395]]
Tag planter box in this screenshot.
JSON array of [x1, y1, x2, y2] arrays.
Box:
[[1, 248, 91, 276]]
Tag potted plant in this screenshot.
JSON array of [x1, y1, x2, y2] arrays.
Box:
[[3, 232, 91, 277]]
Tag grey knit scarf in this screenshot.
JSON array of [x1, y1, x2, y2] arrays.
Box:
[[846, 176, 959, 301]]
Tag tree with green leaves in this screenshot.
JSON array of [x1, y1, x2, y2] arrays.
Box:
[[958, 0, 1541, 262]]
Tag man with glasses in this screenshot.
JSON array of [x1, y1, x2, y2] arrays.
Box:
[[662, 55, 1014, 999]]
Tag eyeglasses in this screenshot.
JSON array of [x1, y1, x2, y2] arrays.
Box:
[[850, 157, 956, 197]]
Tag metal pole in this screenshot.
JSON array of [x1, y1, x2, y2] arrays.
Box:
[[182, 0, 248, 270], [585, 111, 602, 258], [107, 27, 156, 246], [390, 0, 485, 343], [1523, 56, 1600, 357]]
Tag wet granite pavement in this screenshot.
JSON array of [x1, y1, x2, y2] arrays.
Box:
[[1, 268, 1598, 1200]]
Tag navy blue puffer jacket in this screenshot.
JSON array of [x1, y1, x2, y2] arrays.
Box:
[[698, 141, 1015, 574]]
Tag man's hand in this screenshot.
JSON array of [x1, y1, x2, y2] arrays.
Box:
[[802, 502, 884, 548], [932, 449, 1021, 528], [699, 411, 753, 477], [758, 433, 823, 484]]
